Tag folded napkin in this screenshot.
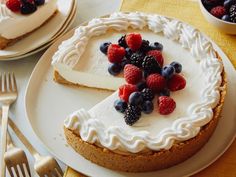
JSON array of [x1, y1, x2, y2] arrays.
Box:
[[65, 0, 236, 176]]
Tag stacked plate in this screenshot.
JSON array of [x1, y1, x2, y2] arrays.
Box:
[[0, 0, 77, 60]]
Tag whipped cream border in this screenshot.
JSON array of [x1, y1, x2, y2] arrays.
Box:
[[54, 12, 223, 153]]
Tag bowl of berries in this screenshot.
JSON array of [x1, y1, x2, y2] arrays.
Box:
[[199, 0, 236, 34]]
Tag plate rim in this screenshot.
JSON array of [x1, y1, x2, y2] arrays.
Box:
[[24, 13, 236, 177]]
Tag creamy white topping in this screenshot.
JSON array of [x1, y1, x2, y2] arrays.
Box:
[[53, 12, 223, 153], [0, 0, 57, 39]]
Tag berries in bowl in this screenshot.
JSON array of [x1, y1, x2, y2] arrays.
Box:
[[199, 0, 236, 34]]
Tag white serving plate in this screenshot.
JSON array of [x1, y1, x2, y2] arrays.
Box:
[[25, 23, 236, 177], [0, 0, 74, 59], [0, 0, 78, 61]]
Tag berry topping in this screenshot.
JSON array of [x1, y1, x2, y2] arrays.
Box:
[[170, 61, 182, 73], [6, 0, 21, 12], [142, 55, 161, 74], [162, 65, 175, 79], [114, 99, 128, 113], [147, 50, 164, 67], [136, 81, 147, 91], [107, 44, 125, 63], [118, 84, 137, 102], [130, 52, 144, 67], [141, 101, 154, 114], [20, 1, 37, 14], [125, 33, 142, 51], [140, 40, 150, 53], [100, 42, 111, 55], [124, 105, 141, 126], [167, 74, 186, 91], [141, 88, 154, 101], [149, 42, 163, 51], [146, 74, 166, 93], [108, 63, 122, 76], [124, 64, 142, 84], [158, 96, 176, 115], [229, 4, 236, 22], [125, 48, 133, 59], [128, 92, 144, 106], [34, 0, 45, 5], [210, 6, 226, 18], [159, 88, 171, 97], [118, 35, 127, 48]]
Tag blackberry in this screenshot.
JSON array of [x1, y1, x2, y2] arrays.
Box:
[[141, 88, 154, 101], [124, 105, 141, 126], [130, 53, 144, 67], [140, 40, 150, 53], [229, 4, 236, 23], [121, 57, 130, 68], [142, 55, 161, 74], [118, 35, 127, 48], [125, 48, 133, 59]]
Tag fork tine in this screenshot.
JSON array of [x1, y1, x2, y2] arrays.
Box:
[[12, 72, 17, 92], [3, 72, 7, 92], [6, 166, 14, 177], [25, 162, 31, 177], [8, 73, 12, 92], [19, 164, 26, 177], [12, 165, 20, 177]]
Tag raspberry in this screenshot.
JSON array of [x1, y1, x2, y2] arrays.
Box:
[[125, 33, 142, 52], [158, 96, 176, 115], [107, 44, 125, 63], [6, 0, 21, 12], [147, 50, 164, 67], [210, 6, 226, 18], [118, 84, 137, 102], [167, 74, 186, 91], [124, 64, 142, 84], [146, 74, 166, 93]]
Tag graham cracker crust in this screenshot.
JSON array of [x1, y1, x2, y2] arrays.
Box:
[[0, 10, 58, 50]]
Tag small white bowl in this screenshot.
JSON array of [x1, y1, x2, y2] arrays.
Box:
[[199, 0, 236, 35]]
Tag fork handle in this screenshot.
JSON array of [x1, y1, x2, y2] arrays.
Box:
[[0, 105, 9, 177]]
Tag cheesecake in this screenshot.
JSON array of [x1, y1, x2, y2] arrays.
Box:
[[52, 12, 226, 172]]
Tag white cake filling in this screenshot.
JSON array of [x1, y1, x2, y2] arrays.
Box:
[[52, 12, 223, 153], [0, 0, 57, 39]]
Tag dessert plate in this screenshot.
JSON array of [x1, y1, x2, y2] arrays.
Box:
[[0, 0, 74, 60], [1, 0, 78, 61], [25, 24, 236, 177]]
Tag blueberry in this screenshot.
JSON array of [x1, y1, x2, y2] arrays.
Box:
[[136, 81, 147, 91], [141, 101, 154, 114], [129, 92, 144, 106], [21, 2, 37, 14], [149, 42, 163, 51], [100, 42, 111, 55], [114, 100, 127, 113], [170, 61, 182, 73], [35, 0, 45, 6], [159, 88, 170, 97], [162, 65, 175, 79], [221, 15, 231, 22], [125, 48, 133, 59], [108, 63, 122, 76]]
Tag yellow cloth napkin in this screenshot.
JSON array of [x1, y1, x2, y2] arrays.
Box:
[[65, 0, 236, 176]]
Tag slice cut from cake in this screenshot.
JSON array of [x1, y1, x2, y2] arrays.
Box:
[[52, 12, 227, 172], [0, 0, 58, 49]]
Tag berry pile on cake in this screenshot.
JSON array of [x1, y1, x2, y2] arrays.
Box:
[[0, 0, 57, 49], [52, 12, 226, 172], [99, 33, 187, 126], [202, 0, 236, 22]]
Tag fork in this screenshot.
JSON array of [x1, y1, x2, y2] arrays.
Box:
[[0, 72, 18, 177], [6, 114, 64, 177]]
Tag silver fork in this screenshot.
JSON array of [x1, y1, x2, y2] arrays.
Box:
[[0, 72, 18, 177], [7, 114, 64, 177]]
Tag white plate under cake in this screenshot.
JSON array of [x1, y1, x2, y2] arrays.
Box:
[[51, 12, 226, 172]]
